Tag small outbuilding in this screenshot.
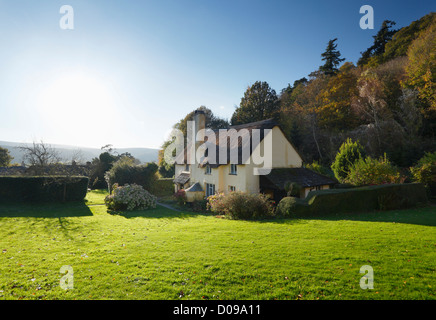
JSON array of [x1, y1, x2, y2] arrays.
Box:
[[260, 167, 337, 202], [184, 182, 204, 202]]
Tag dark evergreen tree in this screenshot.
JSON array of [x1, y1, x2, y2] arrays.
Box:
[[231, 81, 279, 125], [319, 38, 345, 76], [358, 20, 397, 66]]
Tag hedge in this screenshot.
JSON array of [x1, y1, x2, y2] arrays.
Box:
[[0, 176, 89, 203], [151, 178, 174, 197], [105, 162, 158, 193], [277, 183, 428, 218]]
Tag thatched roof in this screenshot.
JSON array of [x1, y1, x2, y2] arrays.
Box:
[[175, 118, 286, 167]]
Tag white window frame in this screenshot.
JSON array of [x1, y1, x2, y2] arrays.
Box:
[[229, 185, 236, 192]]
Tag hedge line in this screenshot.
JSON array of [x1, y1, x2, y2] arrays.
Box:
[[277, 183, 428, 218], [152, 178, 174, 197], [0, 176, 89, 202]]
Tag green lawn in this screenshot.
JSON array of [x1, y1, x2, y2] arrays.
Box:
[[0, 190, 435, 300]]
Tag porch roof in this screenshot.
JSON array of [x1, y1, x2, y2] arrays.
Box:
[[173, 172, 190, 185]]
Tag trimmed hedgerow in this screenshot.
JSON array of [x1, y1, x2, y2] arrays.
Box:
[[152, 178, 175, 197], [0, 176, 89, 202], [276, 183, 428, 218]]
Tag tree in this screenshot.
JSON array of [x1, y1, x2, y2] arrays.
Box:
[[18, 140, 61, 175], [159, 106, 229, 177], [383, 13, 434, 63], [358, 20, 397, 66], [319, 38, 345, 76], [351, 70, 393, 153], [404, 20, 436, 115], [317, 62, 361, 131], [331, 138, 366, 183], [89, 150, 118, 189], [280, 77, 308, 95], [158, 140, 176, 178], [279, 72, 330, 163], [174, 106, 229, 138], [231, 81, 279, 125], [0, 147, 13, 167]]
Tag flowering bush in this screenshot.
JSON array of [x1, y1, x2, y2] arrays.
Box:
[[346, 154, 403, 186], [207, 192, 227, 214], [105, 183, 157, 211], [173, 189, 186, 205], [207, 191, 274, 220]]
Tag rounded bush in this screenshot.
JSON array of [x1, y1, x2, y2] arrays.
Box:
[[331, 138, 365, 183], [105, 183, 157, 211], [346, 154, 403, 186], [276, 196, 309, 218], [207, 191, 274, 220], [410, 151, 436, 196]]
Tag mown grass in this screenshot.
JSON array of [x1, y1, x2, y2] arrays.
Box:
[[0, 190, 435, 300]]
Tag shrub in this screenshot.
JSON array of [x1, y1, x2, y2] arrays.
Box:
[[276, 183, 428, 218], [105, 184, 157, 211], [346, 154, 403, 186], [207, 191, 274, 220], [105, 157, 158, 192], [152, 178, 175, 197], [284, 182, 302, 197], [305, 161, 334, 178], [191, 199, 208, 212], [276, 196, 309, 218], [173, 189, 186, 205], [410, 151, 436, 196], [331, 138, 365, 182], [0, 176, 89, 202]]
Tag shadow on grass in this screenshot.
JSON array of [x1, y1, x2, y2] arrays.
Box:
[[107, 204, 214, 219], [0, 201, 93, 218], [269, 204, 436, 227]]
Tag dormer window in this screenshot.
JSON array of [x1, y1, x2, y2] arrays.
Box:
[[205, 165, 211, 175], [230, 164, 237, 175]]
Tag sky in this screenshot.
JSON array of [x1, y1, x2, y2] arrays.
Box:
[[0, 0, 434, 149]]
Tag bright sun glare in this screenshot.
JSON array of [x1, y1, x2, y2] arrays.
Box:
[[38, 73, 116, 121], [35, 72, 119, 146]]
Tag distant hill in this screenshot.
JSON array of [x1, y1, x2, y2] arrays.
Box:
[[0, 141, 159, 165]]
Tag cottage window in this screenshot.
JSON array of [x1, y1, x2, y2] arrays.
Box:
[[206, 183, 215, 197], [185, 164, 190, 171], [205, 165, 211, 175], [230, 164, 237, 175], [228, 186, 236, 192]]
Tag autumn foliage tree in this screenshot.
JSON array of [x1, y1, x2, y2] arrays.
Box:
[[404, 20, 436, 118]]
